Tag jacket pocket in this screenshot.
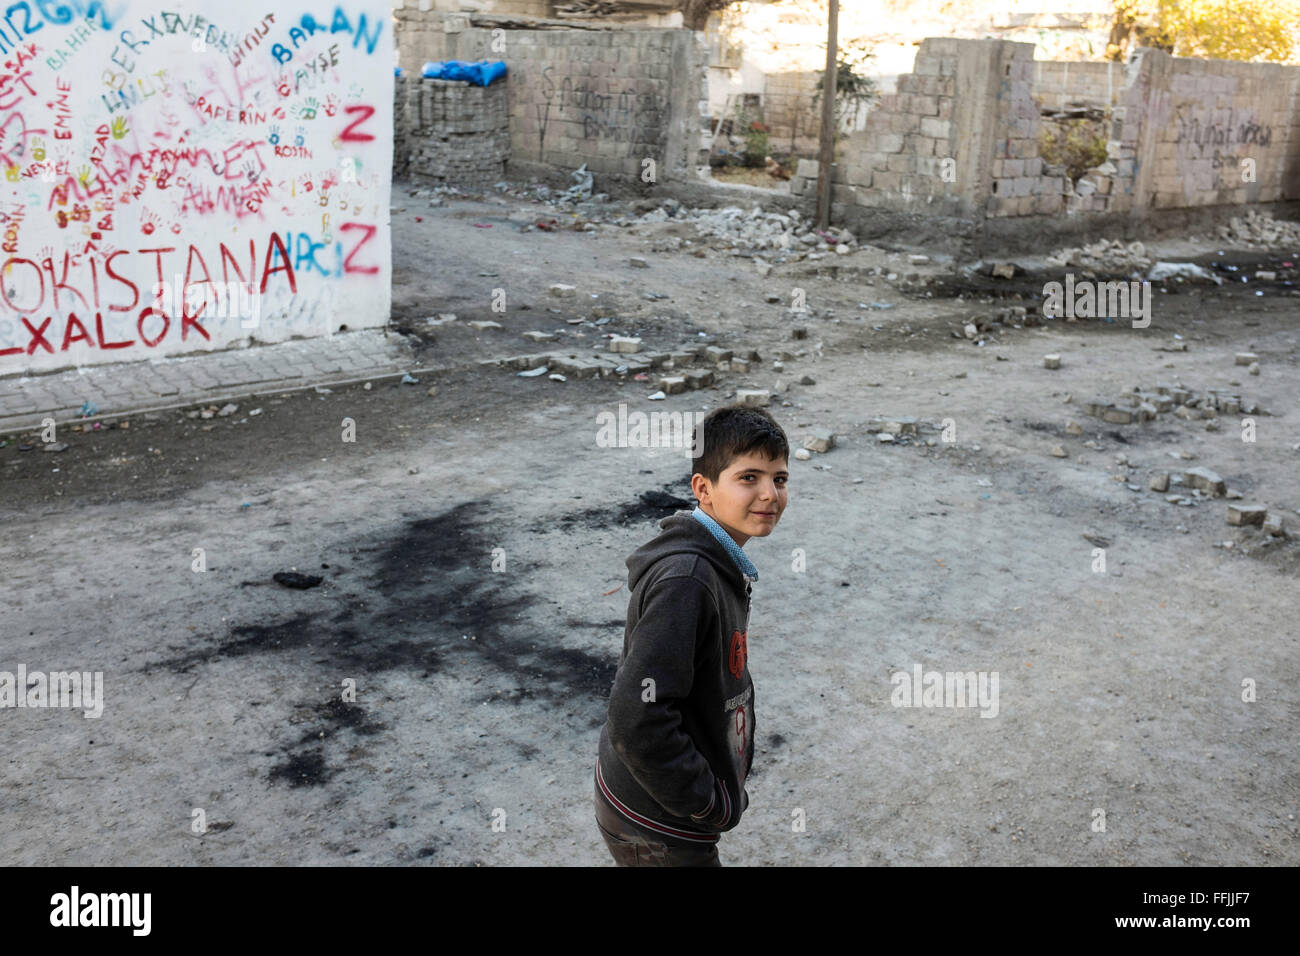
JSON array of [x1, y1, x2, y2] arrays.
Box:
[[688, 774, 734, 832]]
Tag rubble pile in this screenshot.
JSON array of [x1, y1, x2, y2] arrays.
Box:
[[1080, 381, 1267, 426], [630, 203, 858, 257], [866, 416, 944, 447], [1044, 239, 1152, 271], [1215, 210, 1300, 248]]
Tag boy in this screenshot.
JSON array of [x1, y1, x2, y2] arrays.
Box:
[[594, 404, 790, 866]]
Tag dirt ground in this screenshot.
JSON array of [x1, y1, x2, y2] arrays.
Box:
[[1, 179, 1297, 866]]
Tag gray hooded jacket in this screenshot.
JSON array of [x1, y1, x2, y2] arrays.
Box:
[[595, 510, 755, 842]]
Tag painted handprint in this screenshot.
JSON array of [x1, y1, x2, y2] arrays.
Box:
[[140, 210, 160, 235], [31, 136, 44, 161], [294, 126, 305, 146], [110, 117, 129, 140], [323, 93, 339, 117], [268, 124, 280, 145]]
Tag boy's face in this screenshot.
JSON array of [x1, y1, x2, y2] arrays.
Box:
[[692, 450, 789, 547]]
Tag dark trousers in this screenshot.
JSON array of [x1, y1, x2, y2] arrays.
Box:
[[594, 775, 722, 867]]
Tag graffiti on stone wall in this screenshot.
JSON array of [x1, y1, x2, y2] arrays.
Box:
[[1175, 110, 1273, 149], [0, 1, 391, 372], [537, 65, 668, 157], [1173, 107, 1275, 184]]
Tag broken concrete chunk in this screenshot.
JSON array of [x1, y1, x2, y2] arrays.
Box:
[[657, 375, 688, 394], [523, 330, 557, 342], [803, 429, 835, 453], [1227, 504, 1267, 526], [990, 262, 1016, 279], [704, 346, 734, 364], [628, 256, 649, 268], [1185, 466, 1226, 496], [1050, 445, 1068, 458], [881, 417, 919, 436], [548, 283, 576, 297], [683, 369, 715, 389], [1065, 421, 1084, 436], [1234, 352, 1258, 365], [469, 320, 502, 330], [1149, 473, 1170, 492], [736, 389, 770, 407], [1263, 512, 1287, 536], [793, 447, 812, 460], [609, 336, 643, 353], [1043, 354, 1061, 369]]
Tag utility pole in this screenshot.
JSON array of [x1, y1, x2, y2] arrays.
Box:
[[815, 0, 838, 230]]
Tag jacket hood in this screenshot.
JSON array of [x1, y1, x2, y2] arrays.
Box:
[[627, 509, 749, 596]]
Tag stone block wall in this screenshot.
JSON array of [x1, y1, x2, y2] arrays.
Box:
[[789, 37, 1300, 223], [763, 70, 821, 154], [398, 77, 511, 186], [393, 10, 709, 183], [1102, 49, 1300, 215], [1034, 60, 1124, 111]]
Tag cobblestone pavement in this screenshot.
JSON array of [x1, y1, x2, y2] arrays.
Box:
[[0, 330, 422, 434]]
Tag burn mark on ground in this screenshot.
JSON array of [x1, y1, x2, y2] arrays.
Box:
[[144, 498, 620, 786], [556, 484, 694, 530], [268, 697, 387, 789]]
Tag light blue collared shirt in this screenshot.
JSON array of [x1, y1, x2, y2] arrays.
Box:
[[691, 506, 758, 583]]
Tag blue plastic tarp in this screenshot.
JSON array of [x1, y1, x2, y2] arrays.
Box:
[[420, 60, 507, 86]]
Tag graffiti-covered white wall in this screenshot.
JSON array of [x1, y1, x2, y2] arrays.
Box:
[[0, 2, 392, 374]]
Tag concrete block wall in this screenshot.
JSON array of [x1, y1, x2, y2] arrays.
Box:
[[1102, 48, 1300, 215], [393, 10, 709, 183], [762, 71, 821, 154], [1034, 60, 1124, 111], [791, 37, 990, 217], [789, 37, 1300, 223], [399, 77, 511, 186]]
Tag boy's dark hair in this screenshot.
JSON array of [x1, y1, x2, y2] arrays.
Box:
[[690, 404, 790, 485]]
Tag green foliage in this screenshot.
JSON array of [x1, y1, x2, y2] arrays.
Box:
[[812, 42, 879, 121], [1107, 0, 1300, 62], [743, 121, 770, 167], [1040, 119, 1110, 182]]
